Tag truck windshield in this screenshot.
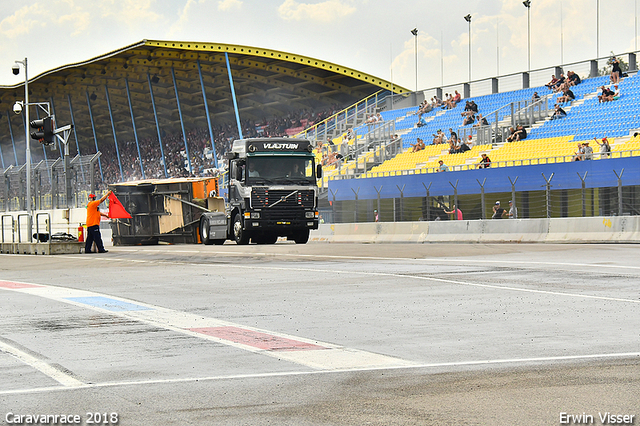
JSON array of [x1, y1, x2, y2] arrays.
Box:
[[246, 156, 316, 184]]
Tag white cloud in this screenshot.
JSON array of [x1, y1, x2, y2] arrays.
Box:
[[0, 4, 47, 38], [218, 0, 242, 11], [278, 0, 356, 23], [98, 0, 163, 29]]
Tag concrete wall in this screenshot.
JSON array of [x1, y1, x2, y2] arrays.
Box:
[[311, 217, 640, 244], [3, 209, 638, 245], [1, 208, 112, 246]]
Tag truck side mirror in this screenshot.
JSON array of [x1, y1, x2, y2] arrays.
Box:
[[316, 164, 322, 179]]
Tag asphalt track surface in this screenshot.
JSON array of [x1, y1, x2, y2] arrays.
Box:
[[1, 242, 639, 425]]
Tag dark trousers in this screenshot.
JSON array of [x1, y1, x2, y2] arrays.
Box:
[[85, 225, 105, 253]]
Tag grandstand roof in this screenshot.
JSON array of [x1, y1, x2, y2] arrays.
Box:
[[0, 39, 407, 162]]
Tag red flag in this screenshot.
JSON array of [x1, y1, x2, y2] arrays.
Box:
[[108, 192, 132, 219]]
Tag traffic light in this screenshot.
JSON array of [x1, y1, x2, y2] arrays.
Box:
[[30, 116, 55, 145]]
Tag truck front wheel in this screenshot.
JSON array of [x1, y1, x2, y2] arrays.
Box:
[[233, 213, 250, 245], [293, 228, 310, 244]]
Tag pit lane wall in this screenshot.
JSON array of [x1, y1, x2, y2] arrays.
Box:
[[310, 217, 640, 243], [2, 209, 638, 245], [0, 208, 112, 246]]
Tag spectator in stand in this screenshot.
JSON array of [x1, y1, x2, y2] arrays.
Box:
[[442, 93, 451, 109], [567, 71, 581, 86], [432, 129, 448, 145], [506, 127, 517, 142], [532, 91, 540, 102], [557, 86, 575, 104], [598, 85, 614, 103], [515, 125, 527, 141], [610, 56, 622, 85], [545, 75, 559, 90], [474, 113, 488, 127], [612, 84, 621, 101], [458, 139, 471, 153], [452, 90, 462, 107], [449, 128, 458, 145], [572, 142, 584, 161], [436, 160, 449, 172], [463, 113, 475, 126], [411, 138, 426, 152], [416, 100, 433, 119], [582, 141, 593, 160], [550, 104, 567, 120], [477, 153, 491, 168], [461, 100, 478, 117], [552, 73, 566, 92], [595, 137, 611, 158], [448, 139, 459, 154]]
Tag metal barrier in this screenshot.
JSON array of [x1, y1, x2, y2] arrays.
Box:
[[16, 214, 31, 243], [1, 215, 14, 243], [35, 212, 51, 244]]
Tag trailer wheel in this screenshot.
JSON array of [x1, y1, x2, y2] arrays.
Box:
[[233, 213, 250, 245], [293, 228, 310, 244], [200, 217, 213, 245]]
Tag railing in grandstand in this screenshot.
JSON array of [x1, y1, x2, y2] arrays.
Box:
[[324, 148, 640, 181], [317, 120, 399, 188], [457, 94, 553, 145], [294, 90, 387, 142], [383, 51, 638, 107]]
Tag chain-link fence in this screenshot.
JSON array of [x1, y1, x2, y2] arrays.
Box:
[[322, 164, 640, 223], [1, 153, 101, 211]]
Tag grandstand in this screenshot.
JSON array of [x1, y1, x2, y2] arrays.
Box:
[[315, 70, 640, 182], [2, 40, 640, 221], [300, 56, 640, 222]]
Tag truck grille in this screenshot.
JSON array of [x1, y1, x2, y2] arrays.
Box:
[[251, 189, 315, 209]]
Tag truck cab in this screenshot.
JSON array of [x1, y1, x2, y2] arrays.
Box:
[[205, 137, 321, 245]]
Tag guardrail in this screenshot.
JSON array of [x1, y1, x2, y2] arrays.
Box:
[[294, 90, 388, 142]]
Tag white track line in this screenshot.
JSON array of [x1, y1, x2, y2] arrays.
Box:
[[110, 248, 640, 271], [0, 339, 84, 387], [61, 255, 640, 305], [0, 351, 639, 396]]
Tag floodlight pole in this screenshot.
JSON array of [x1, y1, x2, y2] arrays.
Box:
[[523, 1, 531, 72], [14, 58, 32, 241], [464, 15, 472, 82], [411, 28, 418, 92]]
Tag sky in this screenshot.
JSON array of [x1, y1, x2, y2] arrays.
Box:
[[1, 0, 639, 91]]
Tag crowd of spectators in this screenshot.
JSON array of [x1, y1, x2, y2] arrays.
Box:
[[91, 107, 338, 187]]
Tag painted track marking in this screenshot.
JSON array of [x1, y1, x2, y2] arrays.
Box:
[[0, 279, 415, 374]]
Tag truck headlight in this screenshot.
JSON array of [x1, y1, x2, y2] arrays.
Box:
[[305, 211, 317, 219], [251, 212, 260, 219]]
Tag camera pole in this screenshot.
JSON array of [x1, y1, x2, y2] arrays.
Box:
[[14, 58, 32, 241]]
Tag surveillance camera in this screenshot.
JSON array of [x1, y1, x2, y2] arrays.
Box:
[[13, 102, 22, 115], [12, 64, 20, 75]]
